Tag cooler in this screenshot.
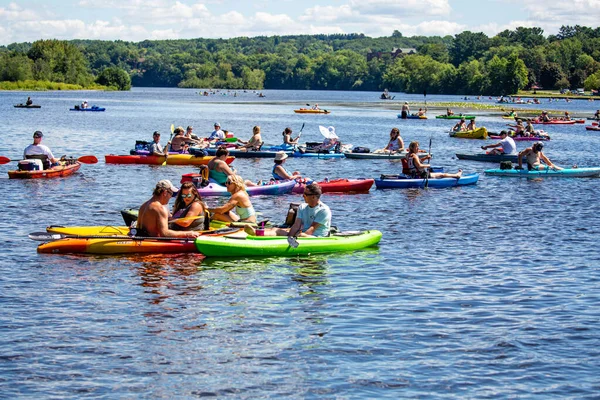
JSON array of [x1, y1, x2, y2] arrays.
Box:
[[18, 159, 43, 171]]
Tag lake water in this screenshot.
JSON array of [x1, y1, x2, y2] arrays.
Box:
[[1, 88, 600, 398]]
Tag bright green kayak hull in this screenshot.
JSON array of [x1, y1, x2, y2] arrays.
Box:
[[435, 115, 476, 120], [195, 230, 382, 257]]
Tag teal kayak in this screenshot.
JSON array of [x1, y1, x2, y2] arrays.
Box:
[[195, 230, 382, 257], [484, 167, 600, 177]]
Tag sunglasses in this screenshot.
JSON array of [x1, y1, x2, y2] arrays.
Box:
[[225, 180, 233, 185], [181, 193, 194, 199]]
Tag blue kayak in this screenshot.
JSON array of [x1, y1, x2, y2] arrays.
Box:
[[484, 167, 600, 178], [70, 106, 105, 112], [375, 173, 479, 189]]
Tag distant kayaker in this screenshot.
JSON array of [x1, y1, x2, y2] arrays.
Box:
[[400, 102, 410, 119], [517, 142, 562, 171], [481, 131, 516, 155], [446, 108, 454, 116], [374, 128, 404, 154], [405, 141, 462, 179], [525, 120, 535, 136], [244, 182, 332, 238], [25, 97, 32, 106], [237, 125, 263, 152], [81, 100, 89, 109], [507, 119, 526, 136], [466, 119, 476, 131], [416, 108, 427, 117], [594, 110, 600, 120], [539, 111, 551, 122], [207, 146, 235, 185], [169, 182, 208, 231], [452, 118, 467, 132], [135, 180, 201, 238], [208, 122, 225, 142], [272, 151, 304, 180], [312, 103, 320, 110], [149, 131, 167, 156], [208, 175, 257, 223], [23, 131, 59, 169]]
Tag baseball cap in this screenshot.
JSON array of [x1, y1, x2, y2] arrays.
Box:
[[156, 179, 178, 193], [214, 122, 220, 127], [153, 131, 161, 136], [33, 131, 43, 138]]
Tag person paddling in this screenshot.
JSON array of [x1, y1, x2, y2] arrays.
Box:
[[405, 141, 462, 179], [23, 131, 59, 169], [517, 142, 562, 171], [481, 131, 516, 155]]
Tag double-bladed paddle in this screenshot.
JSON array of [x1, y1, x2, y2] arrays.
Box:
[[0, 155, 98, 165], [162, 124, 175, 166]]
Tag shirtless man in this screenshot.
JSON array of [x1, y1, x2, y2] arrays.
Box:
[[135, 180, 201, 238]]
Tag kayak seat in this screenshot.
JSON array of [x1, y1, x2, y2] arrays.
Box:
[[26, 154, 50, 169]]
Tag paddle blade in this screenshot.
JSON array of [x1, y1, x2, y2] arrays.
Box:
[[29, 232, 66, 241], [0, 156, 11, 165], [287, 236, 299, 248], [77, 155, 98, 164], [170, 124, 175, 133]]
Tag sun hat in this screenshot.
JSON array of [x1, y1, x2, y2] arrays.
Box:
[[33, 131, 43, 138], [156, 179, 178, 193], [274, 151, 288, 161]]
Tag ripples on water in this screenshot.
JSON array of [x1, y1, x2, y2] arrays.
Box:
[[1, 89, 599, 398]]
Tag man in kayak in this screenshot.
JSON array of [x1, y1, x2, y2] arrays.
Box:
[[149, 131, 167, 156], [481, 131, 516, 155], [135, 180, 201, 238], [23, 131, 59, 169], [452, 118, 467, 132], [400, 102, 410, 119], [25, 97, 33, 106], [208, 122, 225, 142], [244, 183, 331, 238], [517, 142, 562, 171]]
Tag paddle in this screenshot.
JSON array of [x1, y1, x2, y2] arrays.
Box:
[[162, 124, 175, 166], [424, 137, 432, 188], [0, 155, 98, 165], [29, 226, 239, 242]]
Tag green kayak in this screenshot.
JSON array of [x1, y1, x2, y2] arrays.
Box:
[[435, 115, 476, 120], [195, 230, 382, 257]]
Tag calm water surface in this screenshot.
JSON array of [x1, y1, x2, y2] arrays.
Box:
[[1, 88, 599, 398]]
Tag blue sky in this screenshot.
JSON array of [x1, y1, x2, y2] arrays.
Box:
[[0, 0, 597, 45]]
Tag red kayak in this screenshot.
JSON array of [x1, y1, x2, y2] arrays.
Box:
[[8, 162, 81, 179], [586, 126, 600, 131], [293, 178, 374, 194], [531, 119, 576, 125], [105, 154, 233, 166]]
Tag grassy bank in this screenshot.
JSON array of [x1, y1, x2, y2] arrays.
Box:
[[515, 90, 600, 100], [0, 80, 107, 91]]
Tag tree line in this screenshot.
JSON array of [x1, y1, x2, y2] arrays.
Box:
[[1, 25, 599, 94]]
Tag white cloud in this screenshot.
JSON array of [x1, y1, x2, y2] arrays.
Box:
[[0, 2, 40, 22], [349, 0, 451, 16], [298, 5, 355, 23]]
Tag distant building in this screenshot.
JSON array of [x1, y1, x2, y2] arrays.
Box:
[[367, 47, 417, 62]]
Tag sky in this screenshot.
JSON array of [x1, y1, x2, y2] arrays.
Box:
[[0, 0, 598, 45]]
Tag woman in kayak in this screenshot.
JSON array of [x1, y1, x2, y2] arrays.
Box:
[[507, 119, 526, 136], [169, 182, 208, 231], [405, 141, 462, 179], [282, 127, 300, 148], [272, 151, 305, 180], [374, 128, 404, 154], [452, 118, 467, 132], [237, 125, 263, 151], [168, 127, 189, 153], [466, 118, 476, 131], [208, 174, 257, 223], [207, 146, 235, 185], [517, 142, 562, 171]]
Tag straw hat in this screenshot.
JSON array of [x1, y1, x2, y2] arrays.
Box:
[[274, 151, 288, 161]]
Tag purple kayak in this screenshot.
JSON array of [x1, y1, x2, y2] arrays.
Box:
[[489, 135, 550, 141], [197, 179, 297, 197]]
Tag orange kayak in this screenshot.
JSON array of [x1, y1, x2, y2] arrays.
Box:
[[8, 162, 81, 179], [104, 154, 234, 165], [294, 109, 330, 114]]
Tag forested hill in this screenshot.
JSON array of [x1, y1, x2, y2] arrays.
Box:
[[1, 26, 600, 95]]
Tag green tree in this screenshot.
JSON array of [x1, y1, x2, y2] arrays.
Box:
[[449, 31, 490, 66], [0, 53, 33, 81], [96, 66, 131, 90]]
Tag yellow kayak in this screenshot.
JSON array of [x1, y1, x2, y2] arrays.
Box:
[[46, 220, 228, 236], [449, 127, 488, 139], [294, 108, 330, 114]]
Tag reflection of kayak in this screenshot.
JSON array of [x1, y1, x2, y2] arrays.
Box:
[[485, 167, 600, 178], [8, 161, 81, 179], [456, 153, 519, 163], [374, 173, 479, 189], [397, 114, 427, 119], [449, 127, 488, 139], [70, 106, 105, 111], [205, 148, 292, 158], [181, 177, 297, 197], [14, 104, 41, 108], [104, 154, 233, 166], [294, 109, 330, 114], [343, 151, 428, 160], [195, 230, 382, 257], [292, 178, 374, 194], [436, 115, 476, 120]]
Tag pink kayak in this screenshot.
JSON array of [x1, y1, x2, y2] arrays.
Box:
[[531, 119, 576, 125], [489, 135, 550, 141], [292, 178, 374, 194]]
